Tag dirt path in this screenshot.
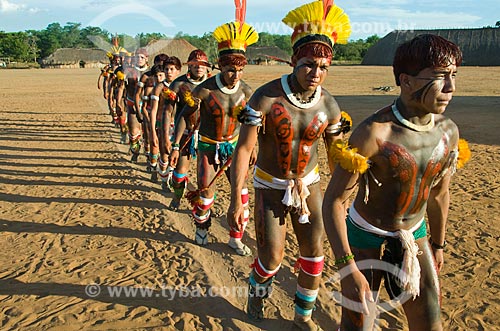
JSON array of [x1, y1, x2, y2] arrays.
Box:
[[0, 67, 499, 331]]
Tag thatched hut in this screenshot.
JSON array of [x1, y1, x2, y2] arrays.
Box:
[[41, 48, 108, 68], [245, 46, 291, 65], [145, 39, 198, 64], [362, 28, 500, 66]]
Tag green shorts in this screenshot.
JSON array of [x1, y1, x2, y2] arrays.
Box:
[[346, 214, 427, 249]]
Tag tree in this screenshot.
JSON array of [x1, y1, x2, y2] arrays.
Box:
[[496, 21, 500, 28], [0, 31, 31, 61]]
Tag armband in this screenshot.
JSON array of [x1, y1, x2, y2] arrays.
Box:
[[325, 111, 352, 135], [329, 139, 370, 174], [150, 95, 160, 101], [137, 81, 145, 88], [457, 139, 471, 169], [116, 71, 125, 81], [334, 253, 354, 265], [237, 105, 263, 126]]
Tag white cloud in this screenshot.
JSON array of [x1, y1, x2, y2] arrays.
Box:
[[0, 0, 40, 13], [0, 0, 25, 12]]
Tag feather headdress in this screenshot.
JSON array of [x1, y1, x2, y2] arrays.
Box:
[[282, 0, 351, 51], [107, 35, 128, 58], [213, 0, 259, 56]]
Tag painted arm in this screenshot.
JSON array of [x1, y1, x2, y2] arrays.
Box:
[[426, 171, 451, 273], [322, 129, 375, 315], [135, 74, 147, 123], [228, 123, 258, 232]]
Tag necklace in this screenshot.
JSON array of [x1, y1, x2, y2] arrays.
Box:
[[187, 73, 206, 85], [281, 75, 321, 109], [391, 103, 435, 132], [216, 73, 240, 94]]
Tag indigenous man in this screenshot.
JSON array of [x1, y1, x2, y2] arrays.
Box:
[[124, 48, 149, 162], [112, 52, 131, 143], [170, 3, 258, 255], [135, 53, 169, 172], [322, 34, 470, 330], [165, 49, 210, 210], [227, 1, 351, 329], [148, 56, 181, 187]]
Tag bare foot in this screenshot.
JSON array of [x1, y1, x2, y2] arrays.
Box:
[[228, 238, 251, 256], [292, 317, 323, 331]]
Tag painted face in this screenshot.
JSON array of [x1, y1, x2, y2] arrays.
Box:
[[409, 63, 457, 115], [293, 56, 330, 92], [188, 63, 208, 80], [220, 65, 244, 89], [154, 71, 166, 84], [164, 64, 180, 83], [135, 54, 147, 67]]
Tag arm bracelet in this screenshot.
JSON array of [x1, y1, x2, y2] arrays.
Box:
[[334, 253, 355, 265], [429, 237, 446, 250]]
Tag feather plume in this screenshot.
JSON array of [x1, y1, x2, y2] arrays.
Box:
[[329, 139, 370, 174], [282, 0, 351, 46], [457, 138, 471, 169], [234, 0, 247, 33], [323, 0, 333, 20]]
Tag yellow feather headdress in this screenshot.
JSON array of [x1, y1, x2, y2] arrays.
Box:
[[109, 35, 127, 56], [213, 0, 259, 56], [282, 0, 351, 51]]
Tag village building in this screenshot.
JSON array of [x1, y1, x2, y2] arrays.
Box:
[[362, 27, 500, 66]]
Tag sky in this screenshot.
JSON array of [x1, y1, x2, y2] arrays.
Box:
[[1, 0, 498, 42]]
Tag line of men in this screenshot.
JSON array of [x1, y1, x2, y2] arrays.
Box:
[[97, 0, 469, 330]]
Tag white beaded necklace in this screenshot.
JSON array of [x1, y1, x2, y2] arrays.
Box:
[[187, 73, 206, 85], [216, 73, 240, 94], [391, 103, 435, 132], [281, 75, 321, 109]]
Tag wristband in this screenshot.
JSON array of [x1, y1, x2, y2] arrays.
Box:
[[172, 143, 180, 151], [429, 237, 446, 250], [334, 253, 354, 265]]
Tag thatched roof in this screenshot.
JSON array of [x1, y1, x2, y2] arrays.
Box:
[[245, 46, 291, 63], [145, 39, 197, 63], [41, 48, 107, 65], [362, 28, 500, 66]]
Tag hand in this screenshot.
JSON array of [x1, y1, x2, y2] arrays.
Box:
[[136, 111, 144, 123], [339, 266, 374, 316], [249, 148, 257, 167], [432, 247, 445, 274], [227, 200, 244, 232], [169, 149, 179, 168]]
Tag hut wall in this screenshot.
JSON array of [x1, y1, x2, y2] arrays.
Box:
[[362, 28, 500, 66]]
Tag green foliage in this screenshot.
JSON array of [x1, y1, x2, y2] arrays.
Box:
[[333, 35, 380, 61], [0, 31, 31, 62]]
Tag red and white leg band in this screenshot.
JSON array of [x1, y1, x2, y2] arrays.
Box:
[[252, 257, 281, 279], [195, 196, 214, 212], [230, 188, 250, 239], [192, 197, 213, 228], [294, 256, 324, 277]]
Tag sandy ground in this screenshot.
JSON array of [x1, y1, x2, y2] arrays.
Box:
[[0, 65, 499, 331]]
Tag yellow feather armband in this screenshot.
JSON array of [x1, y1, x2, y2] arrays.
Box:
[[116, 71, 125, 81], [329, 139, 370, 174], [162, 88, 177, 101], [183, 90, 196, 107], [457, 138, 471, 169], [231, 101, 247, 118]]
